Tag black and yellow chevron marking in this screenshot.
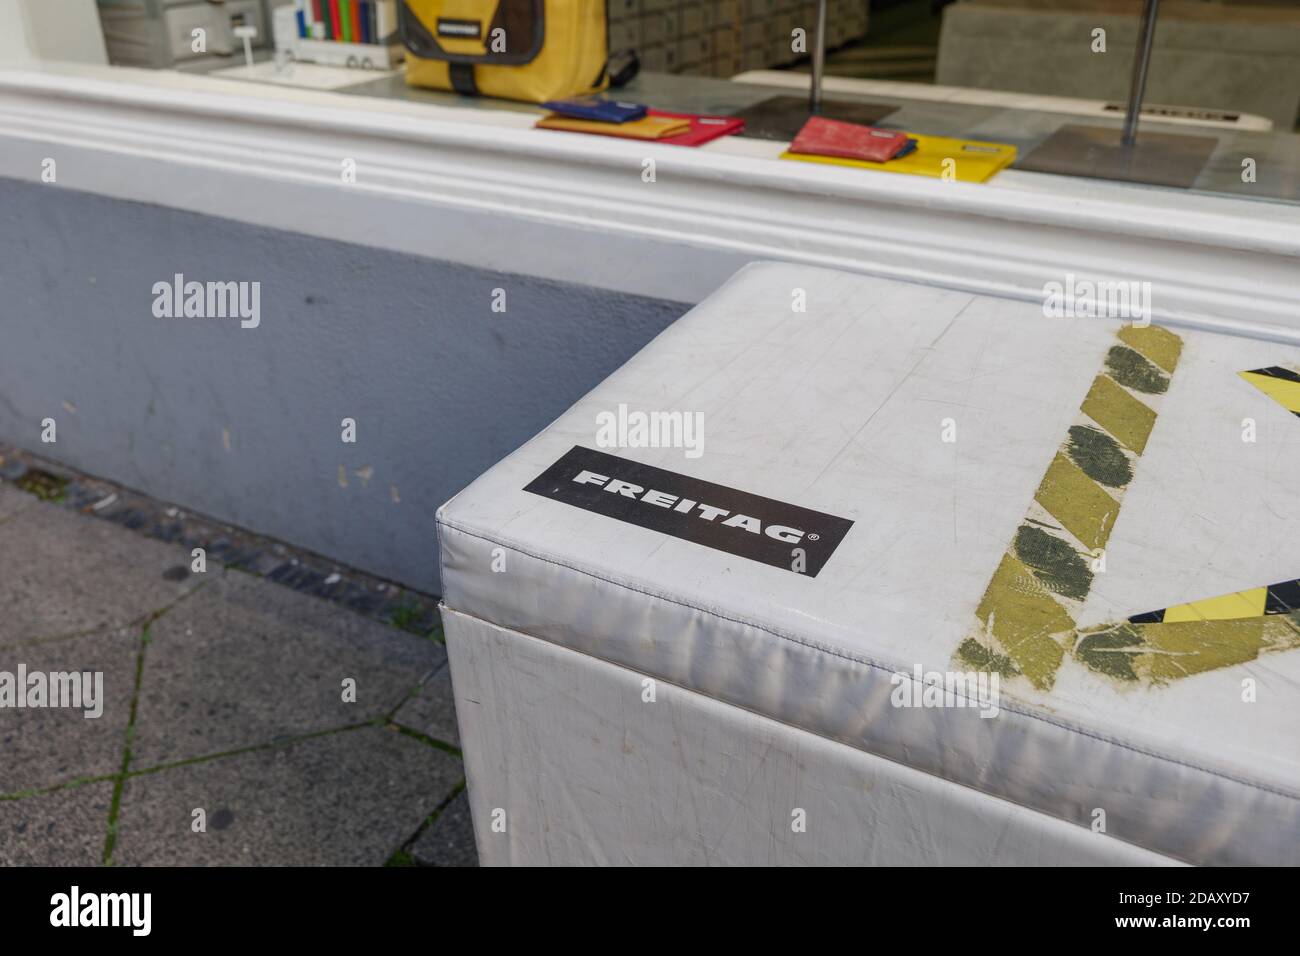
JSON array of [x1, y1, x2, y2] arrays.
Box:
[[1240, 365, 1300, 417], [962, 324, 1183, 690], [964, 352, 1300, 688], [1129, 578, 1300, 624], [1090, 362, 1300, 680]]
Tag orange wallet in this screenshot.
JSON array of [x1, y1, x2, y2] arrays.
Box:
[[535, 113, 691, 140]]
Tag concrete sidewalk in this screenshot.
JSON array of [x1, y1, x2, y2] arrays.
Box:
[[0, 474, 476, 866]]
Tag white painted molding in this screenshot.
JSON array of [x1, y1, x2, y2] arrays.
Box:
[[2, 66, 1299, 343]]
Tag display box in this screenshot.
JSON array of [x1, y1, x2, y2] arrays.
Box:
[[438, 262, 1300, 865]]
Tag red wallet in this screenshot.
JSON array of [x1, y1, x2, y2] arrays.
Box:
[[788, 117, 910, 162], [647, 110, 746, 147]]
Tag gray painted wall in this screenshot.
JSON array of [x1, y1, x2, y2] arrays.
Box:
[[0, 177, 689, 594]]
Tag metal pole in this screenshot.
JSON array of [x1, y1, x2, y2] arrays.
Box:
[[810, 0, 827, 114], [1121, 0, 1160, 147]]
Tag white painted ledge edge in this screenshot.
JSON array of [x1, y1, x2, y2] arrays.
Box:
[[732, 70, 1276, 131], [2, 65, 1299, 343]]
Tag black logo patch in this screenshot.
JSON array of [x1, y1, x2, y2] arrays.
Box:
[[523, 446, 854, 577], [436, 17, 482, 38]]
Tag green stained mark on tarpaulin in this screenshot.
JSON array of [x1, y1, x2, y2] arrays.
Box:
[[956, 637, 1020, 678], [1106, 345, 1169, 394], [1013, 524, 1093, 600], [1066, 424, 1133, 488], [1075, 623, 1145, 681]]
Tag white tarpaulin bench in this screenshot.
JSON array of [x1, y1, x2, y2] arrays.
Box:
[[437, 262, 1300, 866]]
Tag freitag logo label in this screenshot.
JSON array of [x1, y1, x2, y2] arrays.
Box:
[[524, 446, 854, 577], [436, 18, 482, 38]]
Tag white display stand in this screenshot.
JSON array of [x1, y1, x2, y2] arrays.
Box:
[[278, 36, 402, 71], [272, 5, 402, 72], [438, 262, 1300, 866]]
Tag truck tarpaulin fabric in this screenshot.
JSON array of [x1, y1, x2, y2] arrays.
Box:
[[437, 262, 1300, 866], [401, 0, 608, 103]]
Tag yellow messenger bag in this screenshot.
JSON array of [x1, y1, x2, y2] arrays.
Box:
[[400, 1, 613, 104]]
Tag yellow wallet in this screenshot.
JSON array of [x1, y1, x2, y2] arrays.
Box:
[[782, 133, 1017, 184], [536, 113, 692, 140]]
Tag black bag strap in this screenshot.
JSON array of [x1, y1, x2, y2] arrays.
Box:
[[606, 48, 639, 89], [449, 62, 478, 95]]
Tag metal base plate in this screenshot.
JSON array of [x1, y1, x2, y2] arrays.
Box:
[[732, 95, 898, 142], [1018, 123, 1218, 190]]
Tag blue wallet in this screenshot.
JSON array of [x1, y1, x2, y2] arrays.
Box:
[[541, 97, 649, 123]]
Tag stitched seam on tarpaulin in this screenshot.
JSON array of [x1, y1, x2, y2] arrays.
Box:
[[436, 518, 1300, 805]]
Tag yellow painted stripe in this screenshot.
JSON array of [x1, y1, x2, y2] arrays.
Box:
[[965, 324, 1183, 691], [1117, 324, 1183, 374], [1240, 371, 1300, 415], [975, 553, 1070, 689], [1080, 374, 1158, 453], [1161, 586, 1269, 623], [1033, 453, 1119, 552], [1135, 617, 1280, 683]]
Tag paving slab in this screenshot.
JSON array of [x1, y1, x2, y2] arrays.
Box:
[[112, 726, 462, 866], [131, 572, 446, 767], [0, 499, 206, 645], [410, 788, 478, 867], [0, 782, 114, 865], [0, 481, 36, 522], [0, 626, 139, 794], [392, 661, 460, 748]]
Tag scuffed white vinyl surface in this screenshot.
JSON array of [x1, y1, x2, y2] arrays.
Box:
[[439, 262, 1300, 864], [445, 608, 1178, 867]]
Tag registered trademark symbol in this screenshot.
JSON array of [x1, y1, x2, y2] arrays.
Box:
[[807, 533, 820, 541]]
